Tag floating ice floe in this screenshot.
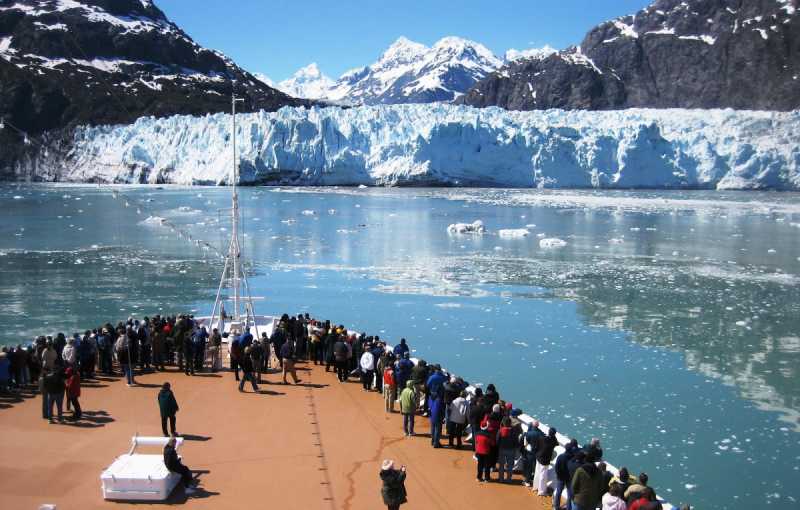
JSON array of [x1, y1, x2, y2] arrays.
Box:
[[301, 209, 316, 216], [498, 228, 530, 238], [13, 195, 23, 200], [608, 238, 625, 244], [447, 220, 486, 235], [140, 216, 166, 226], [539, 237, 568, 248]]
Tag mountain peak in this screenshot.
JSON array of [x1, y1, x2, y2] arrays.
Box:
[[381, 36, 427, 61], [276, 62, 335, 100]]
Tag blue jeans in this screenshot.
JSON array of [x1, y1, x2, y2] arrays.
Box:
[[239, 372, 259, 392], [403, 413, 414, 435], [523, 450, 536, 483], [553, 479, 570, 510], [122, 364, 134, 384], [48, 392, 63, 420], [498, 448, 516, 481], [431, 418, 442, 445]]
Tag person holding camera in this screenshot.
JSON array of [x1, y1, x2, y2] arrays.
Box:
[[379, 459, 407, 510]]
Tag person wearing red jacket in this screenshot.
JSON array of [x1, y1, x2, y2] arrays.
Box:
[[65, 366, 81, 420], [474, 420, 495, 482]]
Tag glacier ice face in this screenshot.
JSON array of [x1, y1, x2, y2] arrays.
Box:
[[53, 103, 800, 190]]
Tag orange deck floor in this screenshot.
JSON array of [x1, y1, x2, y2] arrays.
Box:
[[0, 360, 550, 510]]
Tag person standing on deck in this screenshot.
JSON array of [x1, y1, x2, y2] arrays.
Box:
[[158, 382, 179, 437], [238, 347, 260, 392], [192, 326, 207, 373], [44, 365, 66, 423], [379, 459, 407, 510], [522, 419, 544, 486], [259, 332, 270, 369], [230, 335, 242, 381], [64, 366, 81, 420], [280, 341, 301, 385], [393, 338, 409, 358], [333, 335, 349, 382], [270, 323, 286, 370], [399, 381, 418, 436], [534, 427, 559, 495], [250, 338, 264, 383], [62, 336, 77, 368], [360, 345, 376, 391], [116, 329, 135, 386], [426, 366, 447, 448], [571, 457, 605, 510], [394, 352, 413, 392], [183, 327, 195, 376], [474, 420, 495, 482], [447, 390, 468, 448], [382, 355, 396, 413], [497, 416, 518, 482], [209, 328, 222, 372]]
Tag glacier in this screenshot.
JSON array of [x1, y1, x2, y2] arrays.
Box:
[[44, 103, 800, 190]]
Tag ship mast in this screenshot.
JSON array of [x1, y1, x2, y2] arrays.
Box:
[[207, 87, 260, 337], [231, 92, 242, 320]]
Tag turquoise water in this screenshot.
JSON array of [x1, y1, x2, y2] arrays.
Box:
[[1, 184, 799, 509]]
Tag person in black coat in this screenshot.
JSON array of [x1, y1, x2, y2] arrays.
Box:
[[158, 382, 179, 437], [238, 347, 259, 392], [583, 438, 603, 462], [553, 439, 578, 510], [163, 437, 194, 490]]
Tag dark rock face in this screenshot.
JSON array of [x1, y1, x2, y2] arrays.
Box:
[[0, 0, 308, 174], [460, 0, 800, 111]]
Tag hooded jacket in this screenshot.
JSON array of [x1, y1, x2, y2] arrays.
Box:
[[448, 396, 468, 424], [158, 388, 179, 417], [399, 381, 417, 414], [554, 447, 575, 482], [572, 462, 604, 510], [359, 351, 375, 371], [65, 368, 80, 398]]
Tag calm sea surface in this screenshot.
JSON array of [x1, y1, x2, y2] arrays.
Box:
[[1, 183, 799, 509]]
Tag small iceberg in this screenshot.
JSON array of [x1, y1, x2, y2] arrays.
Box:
[[447, 220, 486, 235], [141, 216, 166, 226], [301, 210, 316, 216], [498, 228, 530, 238], [539, 237, 567, 249]]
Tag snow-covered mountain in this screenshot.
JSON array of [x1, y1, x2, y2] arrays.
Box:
[[0, 0, 307, 173], [23, 104, 800, 190], [461, 0, 800, 111], [504, 45, 557, 63], [271, 63, 335, 101], [280, 36, 504, 104]]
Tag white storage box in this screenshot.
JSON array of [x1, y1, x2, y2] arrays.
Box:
[[100, 436, 184, 501]]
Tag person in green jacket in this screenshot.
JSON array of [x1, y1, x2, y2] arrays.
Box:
[[158, 382, 179, 437], [399, 380, 417, 436], [572, 460, 605, 510]]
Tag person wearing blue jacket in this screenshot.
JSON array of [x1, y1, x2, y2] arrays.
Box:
[[394, 353, 413, 391], [392, 338, 409, 358], [426, 368, 447, 448]]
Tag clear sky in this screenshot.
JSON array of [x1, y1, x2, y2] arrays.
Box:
[[158, 0, 653, 82]]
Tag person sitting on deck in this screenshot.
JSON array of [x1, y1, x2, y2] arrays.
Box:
[[163, 436, 195, 493], [379, 459, 407, 510]]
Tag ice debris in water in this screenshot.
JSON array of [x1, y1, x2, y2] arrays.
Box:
[[539, 238, 567, 249], [498, 228, 530, 238], [141, 216, 166, 226], [301, 210, 316, 216], [608, 238, 625, 244], [447, 220, 486, 235], [13, 195, 23, 200]]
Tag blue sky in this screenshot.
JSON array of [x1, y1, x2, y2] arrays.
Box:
[[158, 0, 653, 82]]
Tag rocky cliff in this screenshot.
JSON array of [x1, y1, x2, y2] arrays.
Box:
[[460, 0, 800, 111]]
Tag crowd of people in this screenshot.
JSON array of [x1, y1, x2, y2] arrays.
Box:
[[0, 311, 688, 510]]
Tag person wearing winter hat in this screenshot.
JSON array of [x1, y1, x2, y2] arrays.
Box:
[[158, 382, 179, 436], [64, 366, 82, 420], [379, 459, 407, 510], [474, 420, 495, 482]]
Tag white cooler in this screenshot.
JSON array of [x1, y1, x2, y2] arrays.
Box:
[[100, 436, 184, 501]]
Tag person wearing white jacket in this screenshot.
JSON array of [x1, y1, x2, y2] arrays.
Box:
[[62, 337, 77, 367], [360, 348, 375, 391], [447, 391, 469, 448], [601, 483, 627, 510]]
